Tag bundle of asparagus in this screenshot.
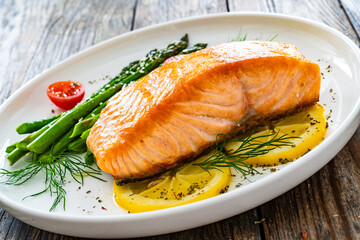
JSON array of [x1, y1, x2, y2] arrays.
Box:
[[1, 35, 207, 211], [6, 35, 207, 166]]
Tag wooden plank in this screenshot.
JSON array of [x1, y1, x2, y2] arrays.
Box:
[[340, 0, 360, 38], [0, 0, 53, 105], [132, 210, 262, 240], [229, 0, 360, 239], [2, 218, 30, 240], [229, 0, 360, 44], [0, 211, 13, 239], [134, 0, 228, 29], [0, 0, 135, 239], [270, 0, 359, 44], [228, 0, 274, 12], [27, 228, 85, 240], [0, 0, 136, 106], [259, 142, 360, 239], [21, 0, 136, 85]]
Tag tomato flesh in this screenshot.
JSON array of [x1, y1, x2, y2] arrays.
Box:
[[47, 81, 85, 110]]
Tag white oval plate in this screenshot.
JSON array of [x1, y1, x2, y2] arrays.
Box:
[[0, 13, 360, 238]]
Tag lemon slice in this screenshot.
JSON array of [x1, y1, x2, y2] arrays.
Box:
[[113, 153, 232, 213], [224, 104, 326, 166]]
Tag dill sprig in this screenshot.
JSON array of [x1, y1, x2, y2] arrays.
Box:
[[231, 30, 248, 42], [267, 33, 279, 42], [194, 131, 298, 176], [0, 152, 105, 211], [231, 29, 278, 42]]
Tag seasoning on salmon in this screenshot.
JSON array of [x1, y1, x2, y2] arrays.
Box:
[[86, 41, 321, 183]]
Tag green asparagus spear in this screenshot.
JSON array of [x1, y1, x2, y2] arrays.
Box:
[[32, 152, 39, 162], [40, 112, 101, 158], [27, 84, 123, 154], [51, 129, 89, 158], [7, 148, 28, 166], [84, 149, 95, 165], [5, 143, 17, 153], [68, 128, 91, 152], [179, 43, 207, 54], [50, 130, 74, 156], [37, 150, 52, 164], [16, 134, 33, 151], [13, 53, 142, 133], [89, 35, 189, 98], [14, 117, 59, 151], [68, 138, 87, 152], [16, 115, 59, 134], [84, 101, 107, 118], [71, 114, 100, 138], [72, 143, 87, 153], [6, 117, 61, 163], [49, 103, 105, 154], [80, 129, 91, 140], [16, 142, 29, 151]]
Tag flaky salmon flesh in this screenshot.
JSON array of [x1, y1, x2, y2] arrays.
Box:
[[87, 41, 321, 183]]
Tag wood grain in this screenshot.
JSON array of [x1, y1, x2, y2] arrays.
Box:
[[260, 147, 360, 239], [131, 209, 262, 240], [0, 0, 136, 106], [273, 0, 360, 45], [228, 0, 360, 239], [0, 0, 135, 239], [134, 0, 228, 29], [1, 0, 360, 239], [228, 0, 274, 12], [340, 0, 360, 37]]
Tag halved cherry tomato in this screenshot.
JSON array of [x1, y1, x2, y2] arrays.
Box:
[[47, 81, 85, 110]]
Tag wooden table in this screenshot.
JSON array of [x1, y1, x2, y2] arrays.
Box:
[[1, 0, 359, 239]]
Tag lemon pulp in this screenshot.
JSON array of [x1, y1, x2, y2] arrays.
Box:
[[225, 104, 327, 166], [113, 153, 232, 213], [114, 104, 326, 213]]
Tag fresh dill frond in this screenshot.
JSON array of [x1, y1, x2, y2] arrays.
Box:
[[0, 152, 105, 211], [231, 29, 248, 42], [230, 29, 279, 42], [194, 131, 298, 176], [268, 33, 279, 42]]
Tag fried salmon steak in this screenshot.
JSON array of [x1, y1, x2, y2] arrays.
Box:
[[87, 41, 321, 183]]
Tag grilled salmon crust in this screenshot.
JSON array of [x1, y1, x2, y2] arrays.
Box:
[[87, 41, 321, 183]]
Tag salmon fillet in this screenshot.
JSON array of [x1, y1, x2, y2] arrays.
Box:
[[87, 41, 321, 183]]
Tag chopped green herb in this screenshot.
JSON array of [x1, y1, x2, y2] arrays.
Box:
[[194, 131, 298, 176]]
